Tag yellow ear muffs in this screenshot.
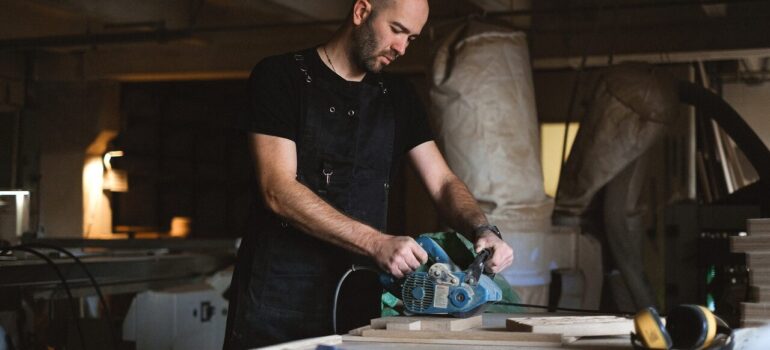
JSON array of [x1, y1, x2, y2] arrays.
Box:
[[633, 307, 672, 349], [665, 305, 716, 350], [632, 305, 733, 350]]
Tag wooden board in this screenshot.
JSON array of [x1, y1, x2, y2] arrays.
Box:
[[741, 302, 770, 318], [358, 329, 562, 347], [347, 325, 372, 336], [370, 315, 482, 331], [751, 286, 770, 302], [387, 321, 421, 331], [505, 316, 634, 337], [741, 319, 770, 328], [750, 268, 770, 286], [343, 334, 563, 347], [258, 335, 342, 350], [731, 236, 770, 253], [748, 218, 770, 236], [747, 253, 770, 270]]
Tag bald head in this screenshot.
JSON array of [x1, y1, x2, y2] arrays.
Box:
[[370, 0, 393, 12], [348, 0, 429, 21], [339, 0, 429, 73]]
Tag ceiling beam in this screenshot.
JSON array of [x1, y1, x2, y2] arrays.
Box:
[[533, 48, 770, 70]]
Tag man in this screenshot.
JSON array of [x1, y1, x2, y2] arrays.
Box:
[[224, 0, 514, 348]]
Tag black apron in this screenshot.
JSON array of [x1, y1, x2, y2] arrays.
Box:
[[225, 50, 395, 349]]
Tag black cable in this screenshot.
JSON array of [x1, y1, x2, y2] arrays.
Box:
[[20, 243, 120, 350], [1, 247, 87, 350], [494, 301, 634, 316]]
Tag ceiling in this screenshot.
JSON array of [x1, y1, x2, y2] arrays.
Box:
[[0, 0, 768, 81]]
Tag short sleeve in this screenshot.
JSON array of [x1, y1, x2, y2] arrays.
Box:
[[402, 81, 434, 151], [247, 56, 298, 141]]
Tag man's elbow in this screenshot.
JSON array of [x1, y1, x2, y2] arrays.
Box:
[[261, 186, 286, 216], [435, 173, 461, 200]]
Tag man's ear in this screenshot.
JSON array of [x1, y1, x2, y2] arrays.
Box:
[[352, 0, 373, 26]]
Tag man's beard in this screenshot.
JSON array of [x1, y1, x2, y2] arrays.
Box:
[[351, 16, 389, 73]]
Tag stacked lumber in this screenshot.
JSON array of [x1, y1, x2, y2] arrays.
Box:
[[731, 218, 770, 327], [343, 315, 563, 347]]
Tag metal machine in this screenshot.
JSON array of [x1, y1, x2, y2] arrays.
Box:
[[380, 235, 502, 317]]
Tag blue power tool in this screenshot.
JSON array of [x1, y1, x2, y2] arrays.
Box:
[[380, 235, 503, 317]]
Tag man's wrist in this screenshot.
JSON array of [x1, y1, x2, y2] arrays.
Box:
[[361, 229, 388, 256], [473, 224, 502, 240]]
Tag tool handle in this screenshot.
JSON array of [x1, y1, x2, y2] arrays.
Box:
[[466, 249, 493, 285], [474, 249, 492, 263], [415, 235, 452, 265]]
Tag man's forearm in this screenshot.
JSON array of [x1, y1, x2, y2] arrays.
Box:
[[263, 178, 382, 256], [433, 174, 489, 240], [251, 133, 428, 277]]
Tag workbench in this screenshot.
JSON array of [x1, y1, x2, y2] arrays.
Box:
[[263, 313, 633, 350]]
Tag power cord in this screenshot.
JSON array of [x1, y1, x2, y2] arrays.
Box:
[[20, 243, 120, 350], [494, 301, 634, 316], [0, 246, 87, 350], [332, 265, 380, 334]]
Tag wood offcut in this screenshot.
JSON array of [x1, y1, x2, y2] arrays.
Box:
[[506, 315, 634, 337], [370, 315, 482, 331]]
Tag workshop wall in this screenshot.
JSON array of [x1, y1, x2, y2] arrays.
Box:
[[114, 80, 252, 238]]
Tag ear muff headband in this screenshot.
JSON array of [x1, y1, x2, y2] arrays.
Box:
[[697, 305, 717, 349], [634, 307, 672, 349]]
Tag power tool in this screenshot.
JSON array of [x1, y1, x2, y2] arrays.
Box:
[[380, 235, 503, 317]]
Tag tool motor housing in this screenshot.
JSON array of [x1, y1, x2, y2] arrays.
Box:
[[381, 235, 502, 316]]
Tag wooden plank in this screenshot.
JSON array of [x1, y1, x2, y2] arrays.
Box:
[[741, 302, 770, 318], [751, 286, 770, 303], [750, 268, 770, 286], [355, 329, 562, 347], [343, 334, 563, 347], [748, 218, 770, 236], [258, 335, 342, 350], [731, 236, 770, 253], [347, 325, 372, 336], [741, 319, 770, 328], [370, 315, 482, 331], [505, 316, 634, 337], [747, 253, 770, 269], [387, 321, 421, 331]]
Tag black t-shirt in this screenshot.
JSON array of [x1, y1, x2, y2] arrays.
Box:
[[247, 47, 434, 165]]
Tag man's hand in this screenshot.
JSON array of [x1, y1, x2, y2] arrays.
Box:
[[370, 235, 428, 279], [475, 232, 514, 274]]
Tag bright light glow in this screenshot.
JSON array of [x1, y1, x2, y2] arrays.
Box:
[[0, 191, 30, 196], [103, 150, 124, 170], [170, 216, 191, 238], [739, 232, 748, 237], [83, 156, 110, 237], [0, 190, 30, 237], [540, 123, 580, 197]]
